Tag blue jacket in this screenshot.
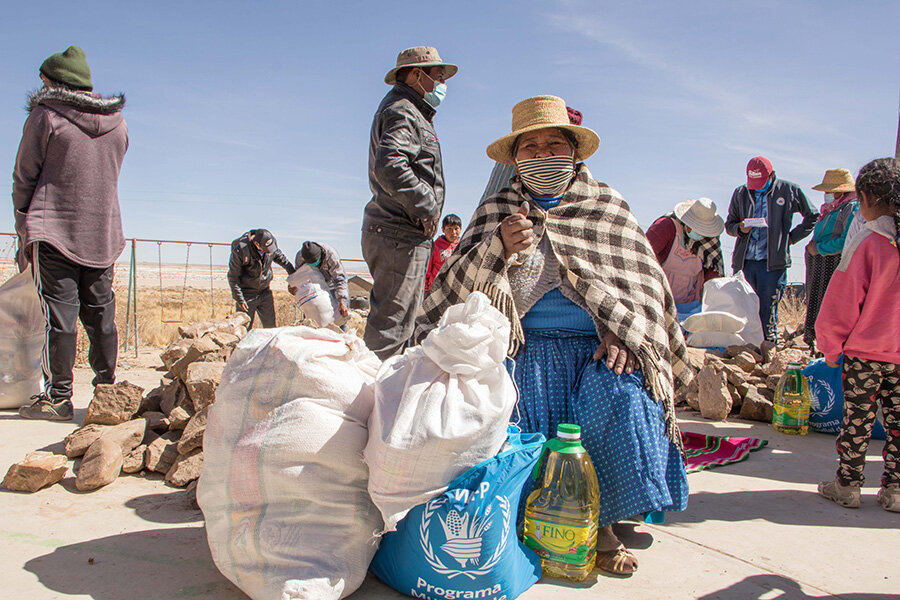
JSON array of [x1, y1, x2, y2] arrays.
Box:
[[725, 178, 816, 272], [810, 201, 857, 256]]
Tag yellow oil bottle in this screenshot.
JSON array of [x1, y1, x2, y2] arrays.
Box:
[[773, 362, 811, 435], [522, 423, 600, 581]]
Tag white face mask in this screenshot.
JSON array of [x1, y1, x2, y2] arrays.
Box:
[[687, 229, 705, 241], [824, 193, 836, 203], [515, 155, 575, 198]]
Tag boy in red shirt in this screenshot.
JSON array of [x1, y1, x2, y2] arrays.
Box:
[[424, 214, 461, 291]]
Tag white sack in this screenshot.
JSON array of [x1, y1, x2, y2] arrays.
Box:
[[687, 331, 747, 349], [683, 311, 747, 334], [698, 272, 765, 345], [365, 292, 517, 532], [198, 327, 383, 600], [0, 272, 45, 409], [288, 264, 339, 327]]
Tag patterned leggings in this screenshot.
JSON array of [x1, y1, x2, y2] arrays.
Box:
[[836, 356, 900, 487]]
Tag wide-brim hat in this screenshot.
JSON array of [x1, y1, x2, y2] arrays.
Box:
[[811, 168, 855, 193], [384, 46, 458, 85], [486, 95, 600, 165], [674, 197, 725, 238]]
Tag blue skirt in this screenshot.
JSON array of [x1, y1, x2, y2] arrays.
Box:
[[510, 330, 689, 527]]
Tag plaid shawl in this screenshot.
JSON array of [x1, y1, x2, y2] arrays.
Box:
[[416, 165, 690, 450], [665, 213, 725, 276]]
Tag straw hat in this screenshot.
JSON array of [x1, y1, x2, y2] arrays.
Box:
[[384, 46, 458, 85], [674, 197, 725, 238], [486, 95, 600, 165], [811, 168, 855, 193]]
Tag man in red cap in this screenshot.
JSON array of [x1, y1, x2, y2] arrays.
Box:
[[725, 156, 816, 341]]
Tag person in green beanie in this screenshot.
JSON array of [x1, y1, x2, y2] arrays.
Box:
[[12, 46, 128, 421], [39, 45, 94, 91]]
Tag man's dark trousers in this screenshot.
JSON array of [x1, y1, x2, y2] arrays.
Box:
[[238, 287, 276, 328], [362, 226, 431, 360], [33, 242, 117, 401], [741, 259, 787, 342]]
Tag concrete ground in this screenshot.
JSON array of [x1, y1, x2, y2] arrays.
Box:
[[1, 356, 897, 600]]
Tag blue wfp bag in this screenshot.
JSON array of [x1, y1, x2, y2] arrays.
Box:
[[370, 428, 545, 600], [803, 357, 885, 440]]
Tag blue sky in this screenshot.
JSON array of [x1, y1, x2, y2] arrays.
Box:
[[2, 0, 898, 281]]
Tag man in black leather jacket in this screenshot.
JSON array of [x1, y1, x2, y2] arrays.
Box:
[[227, 229, 294, 328], [362, 46, 457, 359]]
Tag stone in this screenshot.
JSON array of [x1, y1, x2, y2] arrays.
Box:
[[145, 433, 180, 474], [685, 347, 709, 372], [168, 406, 193, 431], [732, 351, 758, 373], [159, 379, 190, 417], [76, 438, 124, 491], [64, 424, 110, 458], [160, 338, 192, 370], [759, 387, 776, 401], [721, 363, 749, 388], [170, 336, 221, 380], [763, 349, 808, 376], [138, 384, 164, 415], [166, 449, 203, 487], [685, 391, 700, 412], [178, 406, 209, 455], [759, 339, 777, 364], [343, 311, 367, 338], [177, 322, 216, 340], [122, 445, 147, 473], [207, 330, 240, 349], [185, 480, 199, 509], [98, 419, 148, 453], [141, 411, 170, 432], [698, 364, 732, 421], [766, 374, 783, 391], [728, 383, 743, 413], [2, 452, 68, 493], [184, 362, 225, 411], [736, 380, 752, 398], [741, 389, 774, 422], [83, 381, 145, 426], [725, 344, 753, 359]]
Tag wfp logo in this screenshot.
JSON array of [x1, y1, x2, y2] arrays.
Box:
[[419, 493, 511, 580], [807, 375, 836, 414]]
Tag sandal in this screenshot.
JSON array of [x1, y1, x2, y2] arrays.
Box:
[[596, 544, 638, 576]]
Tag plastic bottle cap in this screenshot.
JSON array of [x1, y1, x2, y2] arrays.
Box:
[[557, 423, 581, 441]]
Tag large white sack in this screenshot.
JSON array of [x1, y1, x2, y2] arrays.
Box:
[[699, 272, 765, 345], [198, 326, 383, 600], [365, 292, 517, 532], [288, 264, 339, 327], [0, 272, 45, 409]]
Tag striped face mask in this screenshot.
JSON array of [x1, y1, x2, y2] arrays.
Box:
[[515, 155, 575, 198]]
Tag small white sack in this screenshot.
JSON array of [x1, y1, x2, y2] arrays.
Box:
[[687, 330, 747, 349], [683, 311, 747, 334], [0, 272, 45, 409], [698, 272, 765, 345], [365, 292, 517, 532], [198, 327, 383, 600], [288, 264, 339, 327]]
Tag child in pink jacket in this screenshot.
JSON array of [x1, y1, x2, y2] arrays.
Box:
[[815, 157, 900, 512]]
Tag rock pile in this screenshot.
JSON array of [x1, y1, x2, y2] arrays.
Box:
[[2, 313, 250, 495], [678, 332, 812, 423]]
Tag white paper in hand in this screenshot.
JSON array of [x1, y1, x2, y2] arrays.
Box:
[[743, 217, 768, 228]]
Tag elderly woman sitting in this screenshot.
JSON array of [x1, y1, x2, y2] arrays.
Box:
[[418, 96, 690, 576]]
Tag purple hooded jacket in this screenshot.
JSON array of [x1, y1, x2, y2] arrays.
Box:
[[12, 87, 128, 269]]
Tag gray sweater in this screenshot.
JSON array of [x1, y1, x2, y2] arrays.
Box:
[[12, 87, 128, 268]]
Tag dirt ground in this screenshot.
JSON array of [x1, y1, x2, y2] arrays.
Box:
[[1, 349, 898, 600]]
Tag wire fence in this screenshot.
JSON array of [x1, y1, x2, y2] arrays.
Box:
[[1, 233, 370, 357]]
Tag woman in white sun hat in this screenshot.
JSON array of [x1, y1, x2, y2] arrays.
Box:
[[646, 197, 726, 306]]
